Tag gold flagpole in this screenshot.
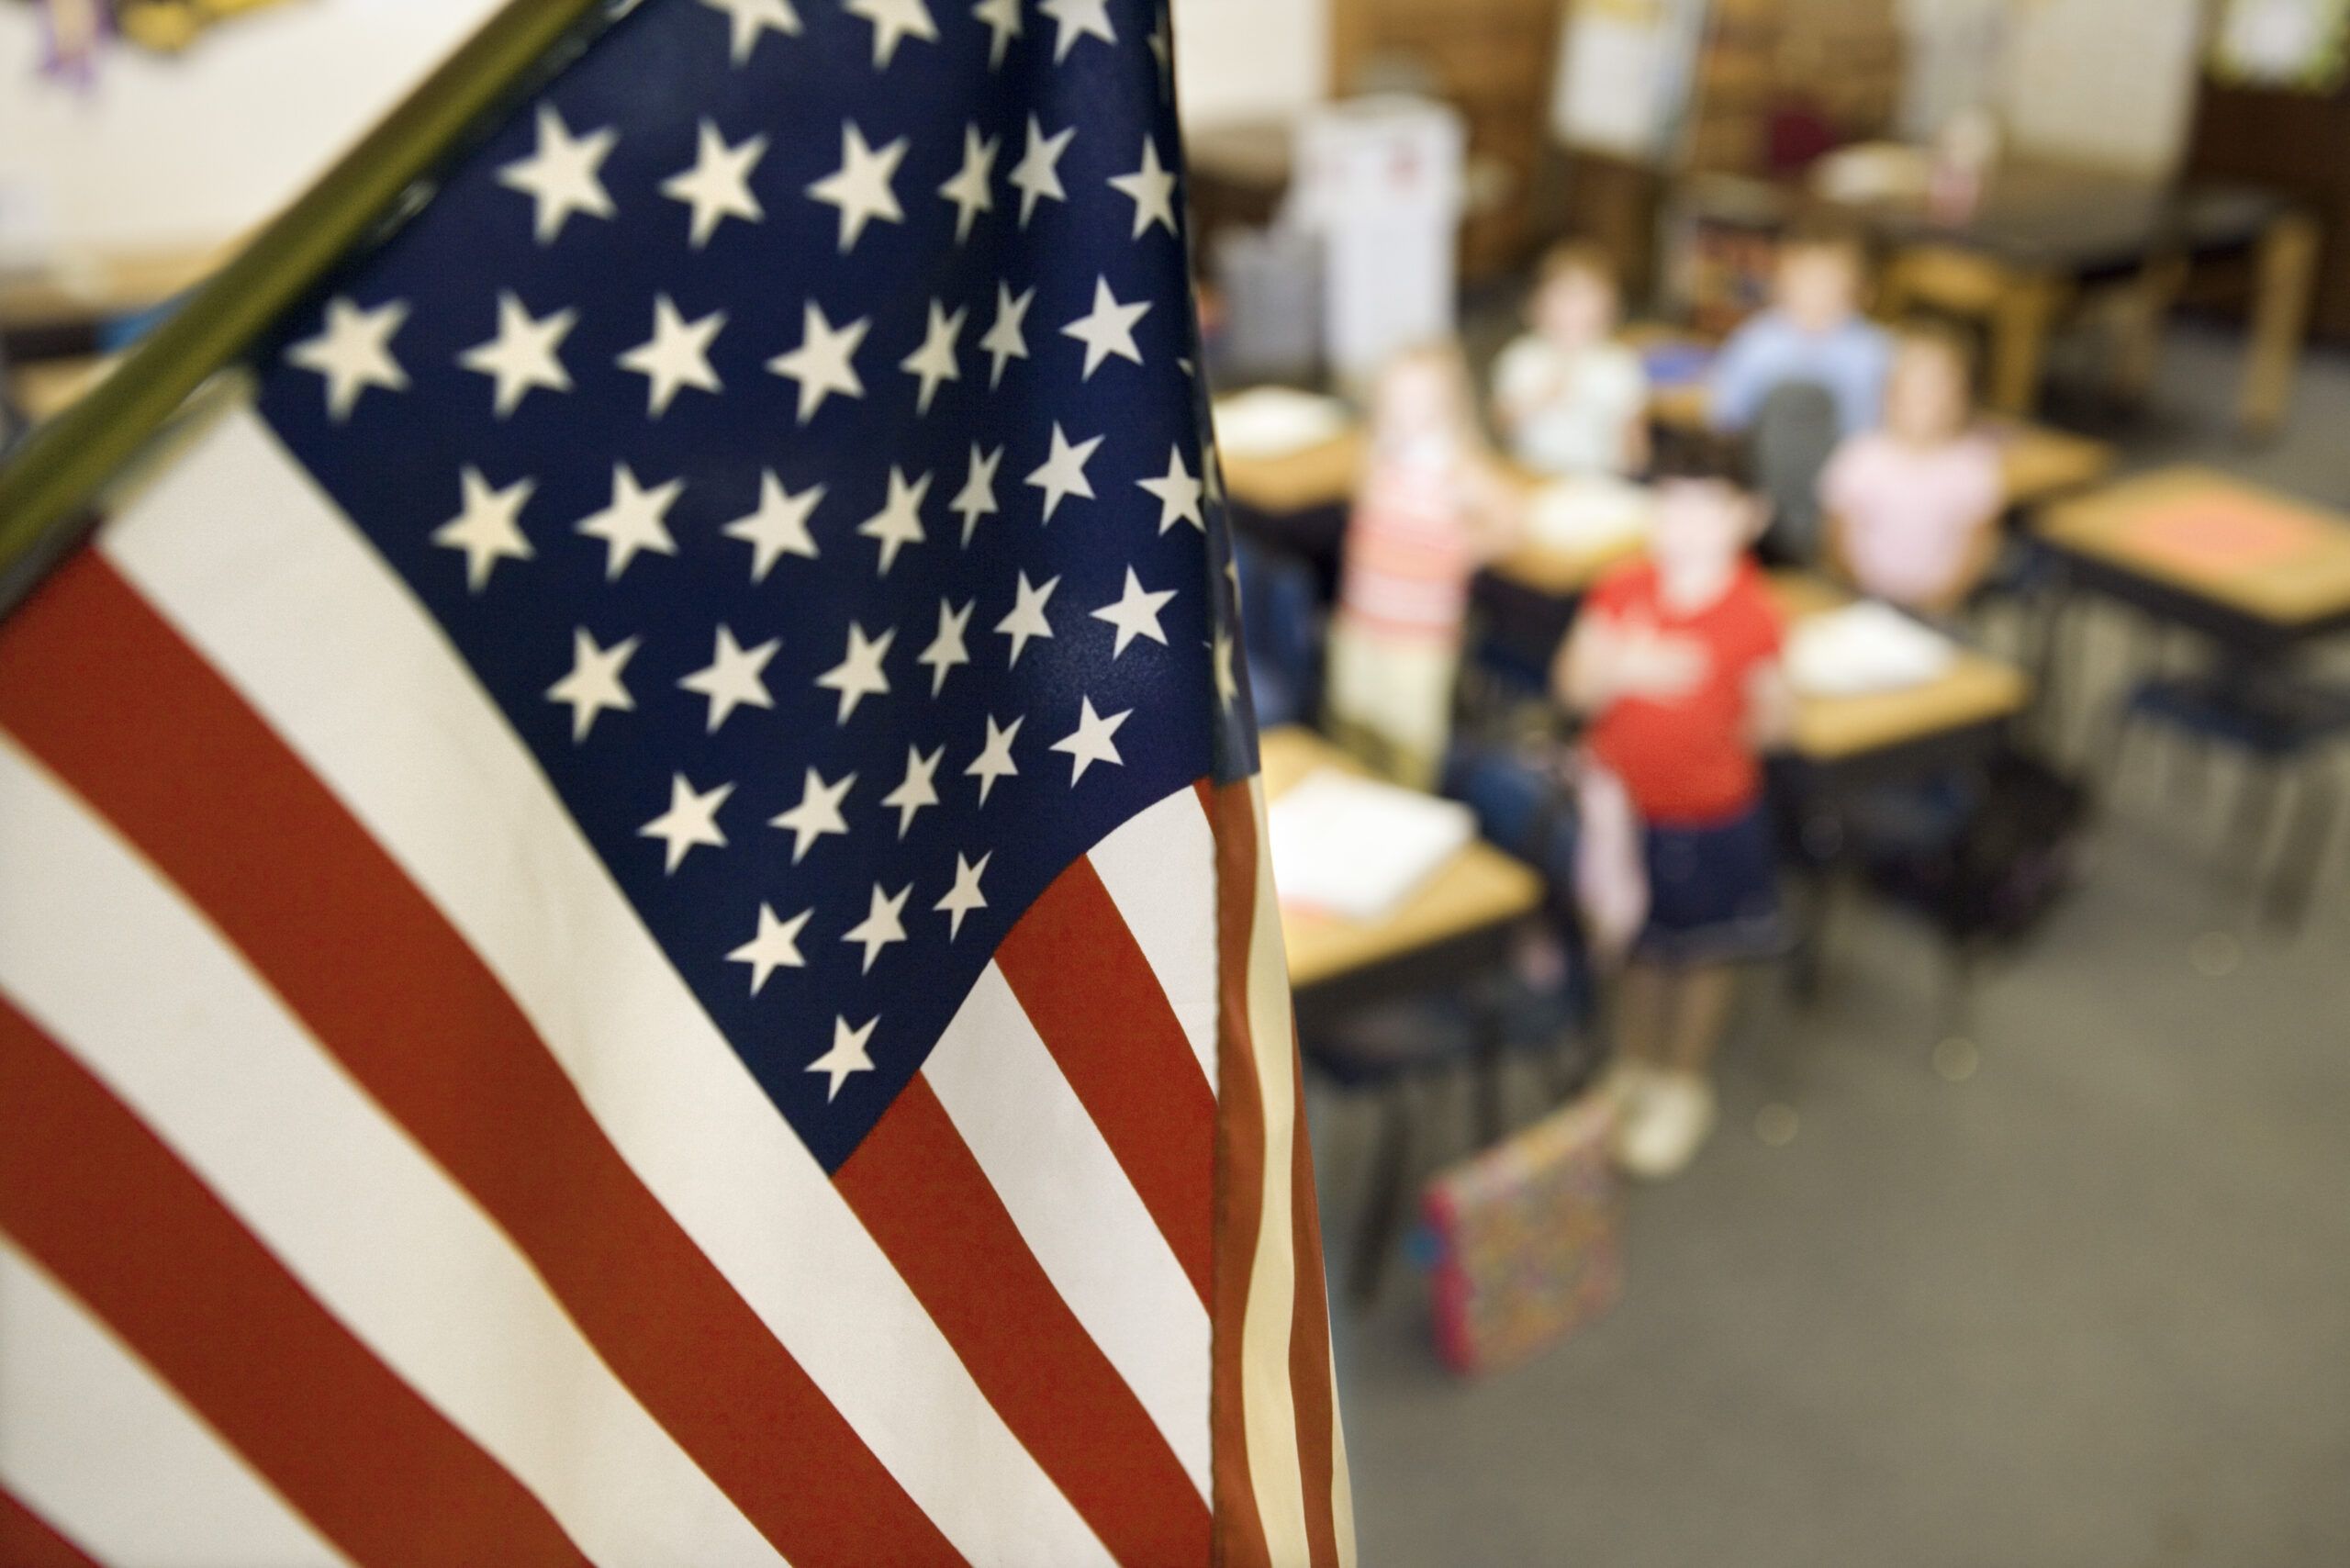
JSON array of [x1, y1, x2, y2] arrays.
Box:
[[0, 0, 617, 616]]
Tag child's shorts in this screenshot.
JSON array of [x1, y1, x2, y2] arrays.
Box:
[[1635, 802, 1789, 966]]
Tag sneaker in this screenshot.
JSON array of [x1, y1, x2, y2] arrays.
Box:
[[1593, 1058, 1656, 1118], [1614, 1072, 1717, 1180]]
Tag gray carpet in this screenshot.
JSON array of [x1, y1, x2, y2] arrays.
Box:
[[1314, 322, 2350, 1567]]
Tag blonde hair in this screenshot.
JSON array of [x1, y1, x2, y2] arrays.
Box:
[[1368, 340, 1493, 461], [1535, 239, 1619, 296], [1892, 318, 1978, 392]]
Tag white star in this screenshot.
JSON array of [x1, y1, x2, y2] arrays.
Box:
[[807, 1014, 878, 1101], [937, 124, 998, 243], [967, 713, 1023, 804], [844, 0, 935, 67], [678, 623, 779, 732], [498, 105, 617, 243], [1060, 275, 1149, 379], [1025, 422, 1102, 521], [856, 465, 931, 577], [459, 291, 575, 417], [1213, 626, 1239, 710], [1091, 566, 1176, 656], [701, 0, 800, 62], [917, 597, 974, 694], [545, 626, 638, 742], [1008, 116, 1075, 227], [768, 767, 855, 861], [950, 443, 1002, 544], [728, 902, 811, 995], [618, 294, 724, 417], [1039, 0, 1114, 61], [662, 119, 767, 248], [640, 773, 733, 874], [286, 296, 408, 419], [807, 122, 907, 253], [723, 471, 823, 581], [934, 851, 990, 936], [1137, 442, 1204, 532], [1147, 6, 1171, 95], [898, 299, 965, 415], [431, 466, 534, 591], [972, 0, 1021, 66], [1108, 137, 1178, 239], [880, 745, 944, 837], [979, 282, 1034, 388], [841, 883, 911, 973], [576, 464, 683, 580], [1051, 696, 1132, 783], [816, 621, 893, 722], [767, 301, 868, 422], [995, 570, 1058, 666]]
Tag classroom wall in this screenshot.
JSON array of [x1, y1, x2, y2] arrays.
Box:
[[1997, 0, 2205, 174], [0, 0, 501, 260], [1171, 0, 1329, 129]]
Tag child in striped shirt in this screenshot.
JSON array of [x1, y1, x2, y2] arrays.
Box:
[[1325, 344, 1522, 787]]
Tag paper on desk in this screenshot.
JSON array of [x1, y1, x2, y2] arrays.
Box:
[[1787, 600, 1957, 698], [1213, 387, 1353, 460], [1528, 476, 1654, 555], [1266, 767, 1476, 923]]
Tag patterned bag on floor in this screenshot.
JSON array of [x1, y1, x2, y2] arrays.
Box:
[[1419, 1093, 1621, 1375]]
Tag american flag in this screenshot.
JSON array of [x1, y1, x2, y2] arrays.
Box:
[[0, 0, 1353, 1562]]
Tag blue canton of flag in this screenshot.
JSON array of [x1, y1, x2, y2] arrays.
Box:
[[261, 0, 1254, 1174]]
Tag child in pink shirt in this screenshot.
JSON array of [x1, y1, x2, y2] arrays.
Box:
[[1819, 323, 2005, 615]]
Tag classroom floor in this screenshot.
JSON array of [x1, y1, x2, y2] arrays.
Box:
[[1311, 322, 2350, 1567]]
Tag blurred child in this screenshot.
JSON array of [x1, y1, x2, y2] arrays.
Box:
[[1326, 342, 1521, 787], [1820, 321, 2005, 616], [1708, 222, 1893, 440], [1555, 434, 1793, 1179], [1493, 241, 1651, 478]]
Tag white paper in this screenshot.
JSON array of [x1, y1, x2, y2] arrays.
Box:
[[1528, 476, 1655, 554], [1787, 601, 1959, 698], [1213, 387, 1353, 460], [1267, 768, 1477, 923]]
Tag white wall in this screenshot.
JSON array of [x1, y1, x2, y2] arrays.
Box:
[[0, 0, 502, 260], [1172, 0, 1328, 129]]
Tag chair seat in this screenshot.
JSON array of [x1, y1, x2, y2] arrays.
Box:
[[2124, 670, 2350, 758]]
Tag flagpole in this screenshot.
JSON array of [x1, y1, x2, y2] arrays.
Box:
[[0, 0, 619, 619]]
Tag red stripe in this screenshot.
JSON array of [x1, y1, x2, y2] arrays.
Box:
[[1286, 1036, 1343, 1568], [1205, 777, 1275, 1568], [0, 995, 589, 1567], [0, 1488, 104, 1568], [0, 553, 959, 1567], [837, 1075, 1210, 1568], [994, 857, 1216, 1305]]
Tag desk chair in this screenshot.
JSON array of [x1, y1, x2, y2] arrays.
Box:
[[1748, 383, 1841, 566], [1230, 535, 1323, 730], [2109, 667, 2350, 932]]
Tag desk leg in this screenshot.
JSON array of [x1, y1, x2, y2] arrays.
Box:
[[1348, 1086, 1414, 1304], [2241, 212, 2319, 442], [2112, 253, 2187, 409], [1989, 272, 2068, 419]]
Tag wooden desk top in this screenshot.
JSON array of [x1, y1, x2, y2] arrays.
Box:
[[2036, 466, 2350, 629], [1770, 574, 2030, 762], [0, 246, 226, 331], [9, 356, 114, 423], [1260, 726, 1544, 991], [1216, 420, 1362, 516]]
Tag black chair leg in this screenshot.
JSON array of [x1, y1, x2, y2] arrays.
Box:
[[1472, 1005, 1506, 1146], [2266, 771, 2339, 935], [1348, 1085, 1414, 1304], [2229, 759, 2281, 887]]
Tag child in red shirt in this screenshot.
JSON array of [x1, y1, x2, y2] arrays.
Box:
[[1555, 434, 1793, 1178]]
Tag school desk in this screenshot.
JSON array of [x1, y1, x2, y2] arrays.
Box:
[[0, 245, 226, 356], [2034, 467, 2350, 655], [1766, 574, 2031, 1003], [9, 355, 114, 425], [1262, 724, 1546, 1299]]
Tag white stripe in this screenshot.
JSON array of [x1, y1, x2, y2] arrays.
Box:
[[1086, 786, 1219, 1089], [0, 741, 784, 1568], [923, 964, 1212, 1499], [0, 1239, 352, 1568], [98, 404, 1113, 1568], [1237, 777, 1312, 1563]]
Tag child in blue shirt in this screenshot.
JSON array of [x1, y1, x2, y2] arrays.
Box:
[[1708, 224, 1893, 440]]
